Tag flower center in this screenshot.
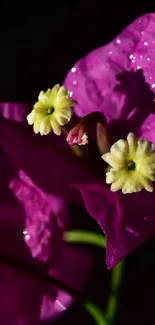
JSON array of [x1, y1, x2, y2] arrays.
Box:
[[126, 160, 136, 171], [46, 107, 54, 115]]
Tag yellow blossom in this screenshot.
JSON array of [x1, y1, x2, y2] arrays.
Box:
[[102, 133, 155, 194], [27, 84, 76, 136]]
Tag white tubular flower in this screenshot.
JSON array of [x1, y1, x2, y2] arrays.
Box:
[[102, 133, 155, 194], [27, 84, 76, 136]]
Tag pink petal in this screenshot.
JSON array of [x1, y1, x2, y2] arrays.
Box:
[[64, 13, 155, 268], [0, 148, 94, 323]]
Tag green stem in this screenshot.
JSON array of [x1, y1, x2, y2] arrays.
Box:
[[106, 260, 125, 323], [64, 229, 125, 325], [71, 144, 85, 156], [84, 301, 109, 325], [64, 230, 106, 249]]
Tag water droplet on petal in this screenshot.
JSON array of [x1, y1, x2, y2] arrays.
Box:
[[144, 41, 148, 46], [73, 80, 77, 85], [116, 39, 121, 44], [71, 67, 76, 73], [69, 91, 73, 97], [147, 57, 151, 61], [137, 65, 141, 70], [129, 54, 133, 59], [152, 84, 155, 89], [25, 234, 30, 241]]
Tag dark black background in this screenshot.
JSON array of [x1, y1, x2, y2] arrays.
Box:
[[0, 1, 154, 103], [1, 1, 155, 324]]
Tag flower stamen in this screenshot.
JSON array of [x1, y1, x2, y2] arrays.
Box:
[[46, 107, 54, 115], [126, 160, 136, 171]]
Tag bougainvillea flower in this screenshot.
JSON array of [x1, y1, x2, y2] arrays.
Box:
[[102, 133, 155, 194], [0, 105, 94, 324], [1, 13, 155, 280], [27, 84, 76, 135], [64, 13, 155, 268]]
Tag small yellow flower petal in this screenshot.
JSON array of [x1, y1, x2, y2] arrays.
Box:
[[55, 107, 72, 126], [139, 176, 153, 192], [33, 102, 46, 113], [111, 177, 128, 192], [102, 133, 155, 194], [50, 84, 60, 106], [38, 91, 51, 106], [122, 177, 142, 194], [136, 138, 154, 156], [102, 152, 124, 169], [33, 119, 41, 134], [111, 140, 128, 159], [55, 96, 76, 111], [106, 168, 126, 184], [50, 118, 61, 136], [145, 153, 155, 163], [127, 133, 137, 158], [57, 86, 69, 98], [39, 117, 52, 136], [27, 110, 36, 125]]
